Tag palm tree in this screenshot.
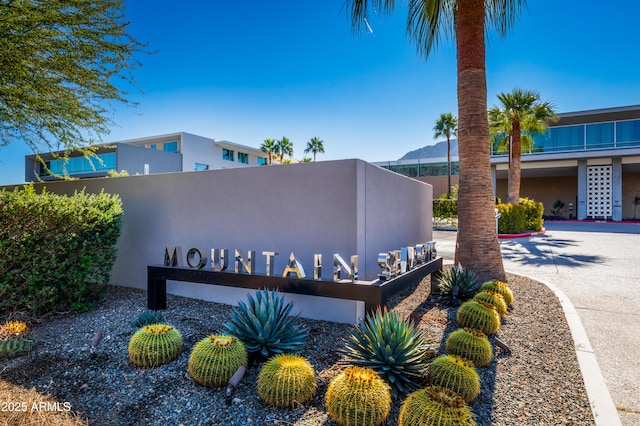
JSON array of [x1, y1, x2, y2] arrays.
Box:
[[433, 113, 458, 199], [260, 138, 277, 165], [304, 136, 325, 161], [346, 0, 526, 281], [276, 137, 293, 163], [489, 89, 558, 205]]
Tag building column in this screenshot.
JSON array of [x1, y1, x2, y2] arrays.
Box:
[[577, 160, 587, 220], [491, 165, 497, 199], [612, 158, 622, 221]]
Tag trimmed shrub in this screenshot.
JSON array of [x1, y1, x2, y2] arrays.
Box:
[[433, 199, 458, 219], [519, 197, 544, 231], [496, 203, 526, 234], [0, 185, 123, 319]]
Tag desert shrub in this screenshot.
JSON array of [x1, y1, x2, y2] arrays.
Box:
[[519, 197, 544, 231], [496, 203, 526, 234], [0, 185, 123, 320], [433, 199, 458, 219]]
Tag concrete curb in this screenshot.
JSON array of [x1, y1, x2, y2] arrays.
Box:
[[497, 228, 547, 239], [506, 271, 622, 426]]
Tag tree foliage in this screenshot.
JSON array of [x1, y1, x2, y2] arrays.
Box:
[[304, 136, 324, 161], [0, 0, 146, 160], [434, 112, 458, 198]]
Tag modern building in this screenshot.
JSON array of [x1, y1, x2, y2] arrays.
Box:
[[376, 105, 640, 221], [25, 132, 269, 181]]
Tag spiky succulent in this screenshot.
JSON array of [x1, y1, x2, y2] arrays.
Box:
[[188, 334, 247, 387], [428, 355, 480, 403], [325, 366, 391, 426], [224, 289, 307, 359], [445, 328, 493, 367], [399, 386, 476, 426], [480, 280, 514, 306], [474, 291, 507, 318], [257, 354, 317, 408], [340, 306, 433, 398], [437, 263, 481, 307], [456, 300, 501, 336], [0, 321, 37, 359], [132, 310, 164, 328], [128, 324, 183, 367]]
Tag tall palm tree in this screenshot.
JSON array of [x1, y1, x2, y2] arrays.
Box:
[[304, 136, 325, 161], [347, 0, 526, 281], [260, 138, 277, 165], [276, 137, 293, 163], [489, 89, 558, 205], [433, 113, 458, 198]]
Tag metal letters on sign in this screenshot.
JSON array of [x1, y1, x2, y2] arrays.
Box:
[[377, 241, 436, 281], [164, 239, 436, 283], [211, 249, 229, 272], [282, 252, 306, 278]]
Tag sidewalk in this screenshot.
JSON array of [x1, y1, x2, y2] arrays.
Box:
[[434, 222, 640, 426]]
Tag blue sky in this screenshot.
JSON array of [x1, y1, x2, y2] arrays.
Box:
[[1, 0, 639, 185]]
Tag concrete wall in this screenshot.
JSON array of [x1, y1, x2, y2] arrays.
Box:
[[116, 143, 183, 175], [417, 176, 460, 199], [496, 176, 579, 217], [12, 159, 432, 307]]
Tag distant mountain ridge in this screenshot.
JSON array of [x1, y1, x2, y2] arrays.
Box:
[[399, 139, 458, 160]]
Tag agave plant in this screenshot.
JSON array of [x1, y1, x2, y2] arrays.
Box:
[[437, 263, 481, 307], [340, 306, 433, 398], [223, 289, 307, 359]]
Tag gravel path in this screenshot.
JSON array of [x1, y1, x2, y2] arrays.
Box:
[[0, 273, 594, 425]]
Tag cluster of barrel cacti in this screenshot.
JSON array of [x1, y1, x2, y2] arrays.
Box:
[[397, 278, 515, 425], [0, 320, 37, 359]]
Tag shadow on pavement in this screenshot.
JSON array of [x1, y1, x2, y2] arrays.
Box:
[[499, 236, 607, 268]]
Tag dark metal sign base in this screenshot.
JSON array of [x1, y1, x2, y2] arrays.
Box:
[[147, 257, 443, 317]]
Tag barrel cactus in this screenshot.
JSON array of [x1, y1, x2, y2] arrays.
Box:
[[128, 324, 182, 367], [445, 328, 493, 367], [428, 355, 480, 402], [399, 386, 476, 426], [325, 366, 392, 426], [0, 321, 37, 359], [224, 289, 307, 359], [257, 354, 317, 408], [456, 300, 500, 335], [473, 291, 507, 318], [188, 334, 247, 387], [480, 280, 514, 306], [340, 306, 432, 398]]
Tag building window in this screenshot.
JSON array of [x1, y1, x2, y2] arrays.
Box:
[[149, 143, 157, 150], [586, 122, 614, 149], [237, 152, 248, 164], [41, 152, 117, 176], [257, 157, 268, 166], [194, 163, 209, 171], [223, 149, 234, 161], [616, 119, 640, 147], [164, 141, 178, 152]]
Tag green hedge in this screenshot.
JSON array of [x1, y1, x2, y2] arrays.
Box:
[[433, 199, 458, 219], [0, 185, 123, 319], [497, 198, 544, 234]]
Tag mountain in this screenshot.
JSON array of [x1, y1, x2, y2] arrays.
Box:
[[399, 139, 458, 160]]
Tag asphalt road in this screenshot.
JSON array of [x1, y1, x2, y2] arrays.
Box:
[[434, 221, 640, 426]]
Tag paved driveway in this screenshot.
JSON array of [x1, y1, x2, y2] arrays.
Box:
[[434, 222, 640, 425]]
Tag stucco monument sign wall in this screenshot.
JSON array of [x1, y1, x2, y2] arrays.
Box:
[[19, 159, 435, 323]]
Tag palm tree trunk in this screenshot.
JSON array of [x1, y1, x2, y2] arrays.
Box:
[[454, 0, 506, 282], [507, 120, 522, 205], [447, 136, 451, 198]]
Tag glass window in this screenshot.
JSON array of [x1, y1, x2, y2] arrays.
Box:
[[194, 163, 209, 171], [149, 144, 157, 150], [43, 153, 116, 176], [586, 122, 614, 149], [222, 149, 234, 161], [257, 157, 268, 166], [616, 119, 640, 147], [164, 141, 178, 152], [237, 152, 248, 164]]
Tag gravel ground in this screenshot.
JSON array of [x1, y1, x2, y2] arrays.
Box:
[[0, 273, 594, 425]]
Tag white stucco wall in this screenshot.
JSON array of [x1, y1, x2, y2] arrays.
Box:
[[10, 159, 432, 321]]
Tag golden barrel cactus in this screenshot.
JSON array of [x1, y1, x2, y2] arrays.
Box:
[[257, 354, 317, 408]]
